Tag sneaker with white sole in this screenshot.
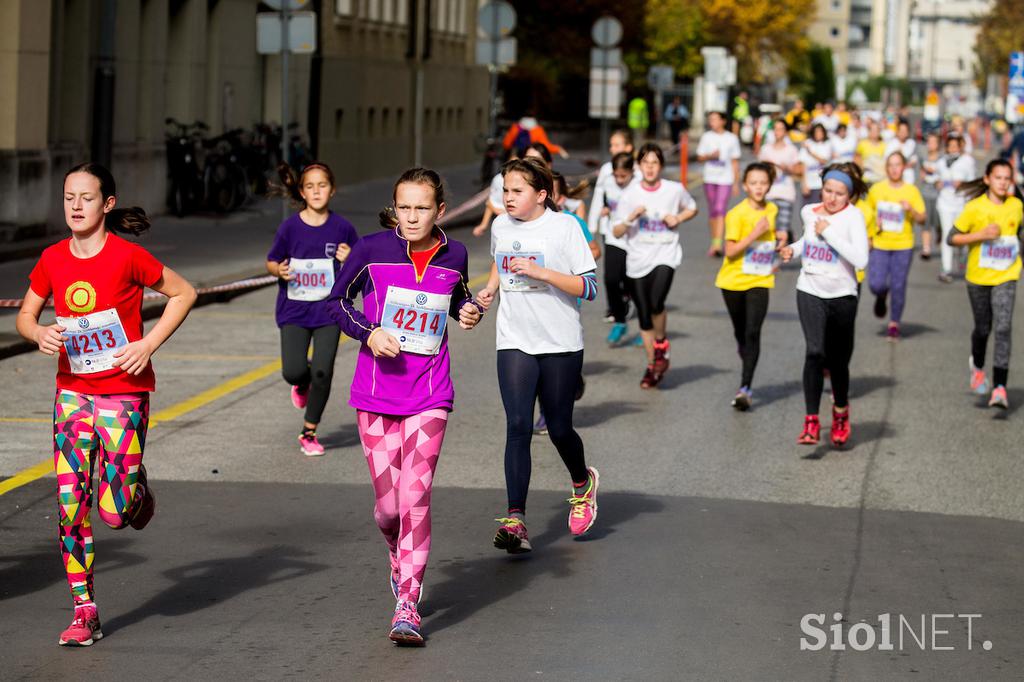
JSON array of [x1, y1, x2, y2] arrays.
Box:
[[58, 604, 103, 647], [989, 386, 1009, 409], [568, 467, 600, 537], [298, 429, 325, 456], [493, 517, 532, 553], [969, 356, 989, 395], [389, 600, 424, 646]]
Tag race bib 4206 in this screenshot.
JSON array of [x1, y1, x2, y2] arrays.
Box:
[[803, 239, 841, 274], [56, 308, 129, 375], [496, 239, 547, 292]]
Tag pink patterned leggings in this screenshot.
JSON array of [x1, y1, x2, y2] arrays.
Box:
[[356, 409, 448, 604]]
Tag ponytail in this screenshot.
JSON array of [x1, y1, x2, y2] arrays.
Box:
[[274, 161, 337, 207], [64, 162, 152, 236], [959, 159, 1012, 201]]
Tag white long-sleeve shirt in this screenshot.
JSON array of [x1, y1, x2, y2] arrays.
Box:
[[789, 202, 870, 299]]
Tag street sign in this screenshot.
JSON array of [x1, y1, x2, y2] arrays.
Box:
[[257, 11, 316, 54], [647, 65, 674, 91], [701, 46, 729, 86], [591, 48, 621, 70], [1007, 52, 1024, 124], [263, 0, 310, 9], [476, 37, 517, 67], [478, 1, 516, 39], [589, 67, 622, 119], [591, 16, 622, 48]]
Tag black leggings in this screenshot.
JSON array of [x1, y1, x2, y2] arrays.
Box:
[[630, 265, 675, 331], [604, 242, 630, 323], [497, 349, 588, 514], [280, 324, 340, 425], [796, 291, 858, 414], [721, 288, 770, 389]]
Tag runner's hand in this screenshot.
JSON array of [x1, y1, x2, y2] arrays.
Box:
[[473, 222, 489, 237], [980, 224, 1001, 241], [600, 207, 610, 217], [509, 257, 544, 281], [476, 287, 496, 311], [278, 259, 293, 281], [814, 217, 830, 236], [458, 302, 482, 330], [779, 245, 794, 263], [335, 244, 351, 263], [752, 216, 770, 238], [113, 340, 155, 376], [900, 200, 912, 211], [35, 323, 66, 356], [629, 206, 647, 222], [663, 213, 680, 228], [367, 329, 400, 358]]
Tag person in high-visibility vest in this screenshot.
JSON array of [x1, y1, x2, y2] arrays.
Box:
[[628, 97, 650, 143]]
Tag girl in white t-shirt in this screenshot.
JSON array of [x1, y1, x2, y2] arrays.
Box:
[[780, 162, 870, 448], [476, 158, 601, 553], [800, 124, 832, 205], [696, 111, 741, 256], [936, 135, 977, 282], [597, 152, 640, 345], [612, 143, 699, 388], [831, 123, 858, 163]]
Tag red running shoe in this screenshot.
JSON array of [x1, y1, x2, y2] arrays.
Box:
[[653, 339, 671, 374], [831, 406, 851, 446], [640, 365, 660, 389], [798, 415, 821, 444], [58, 604, 103, 647]]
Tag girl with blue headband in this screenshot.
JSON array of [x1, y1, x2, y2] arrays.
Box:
[[780, 162, 870, 447]]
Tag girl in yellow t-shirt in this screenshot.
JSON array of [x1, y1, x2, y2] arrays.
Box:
[[947, 159, 1023, 409], [864, 152, 926, 340], [854, 120, 888, 185], [715, 162, 785, 410]]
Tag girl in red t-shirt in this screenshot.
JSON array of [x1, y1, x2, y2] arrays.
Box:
[[16, 163, 197, 647]]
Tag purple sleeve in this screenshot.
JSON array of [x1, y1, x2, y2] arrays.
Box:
[[267, 221, 290, 262], [447, 243, 481, 320], [341, 217, 360, 246], [326, 239, 376, 343]]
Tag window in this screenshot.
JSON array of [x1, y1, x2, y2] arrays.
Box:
[[334, 109, 345, 137], [382, 0, 393, 22], [368, 0, 380, 21], [336, 0, 352, 14], [368, 107, 376, 137], [382, 107, 390, 136], [396, 0, 407, 24], [830, 27, 840, 38], [397, 107, 405, 134], [436, 107, 444, 134]]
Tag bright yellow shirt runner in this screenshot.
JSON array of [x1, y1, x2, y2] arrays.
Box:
[[955, 194, 1024, 287], [865, 181, 925, 251], [715, 200, 778, 291]]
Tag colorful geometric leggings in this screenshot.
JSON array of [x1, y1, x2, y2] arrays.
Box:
[[54, 389, 149, 604], [356, 409, 448, 604]]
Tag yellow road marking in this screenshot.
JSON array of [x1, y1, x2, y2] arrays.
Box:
[[0, 417, 51, 424], [0, 271, 491, 495], [157, 353, 278, 361]]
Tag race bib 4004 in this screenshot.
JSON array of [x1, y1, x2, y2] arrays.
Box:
[[287, 258, 335, 301], [496, 239, 547, 292], [978, 236, 1019, 271], [380, 286, 451, 355], [56, 308, 129, 375]]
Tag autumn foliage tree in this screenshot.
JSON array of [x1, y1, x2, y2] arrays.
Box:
[[644, 0, 817, 82], [974, 0, 1024, 86]]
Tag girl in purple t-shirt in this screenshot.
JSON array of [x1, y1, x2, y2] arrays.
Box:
[[266, 162, 359, 456]]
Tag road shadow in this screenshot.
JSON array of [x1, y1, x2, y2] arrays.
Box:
[[800, 420, 891, 460], [847, 374, 897, 400], [750, 380, 803, 408], [420, 492, 664, 637], [572, 400, 647, 428], [0, 539, 144, 601], [319, 423, 362, 450], [973, 387, 1024, 419], [581, 360, 628, 377], [870, 321, 938, 339], [657, 364, 728, 391], [103, 545, 327, 634]]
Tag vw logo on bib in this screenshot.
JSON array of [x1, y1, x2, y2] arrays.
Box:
[[416, 293, 428, 305], [305, 261, 314, 269], [512, 241, 522, 251], [78, 318, 90, 330]]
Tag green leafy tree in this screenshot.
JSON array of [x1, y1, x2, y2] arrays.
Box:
[[974, 0, 1024, 86]]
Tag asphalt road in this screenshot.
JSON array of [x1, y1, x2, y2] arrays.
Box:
[[2, 164, 1022, 680]]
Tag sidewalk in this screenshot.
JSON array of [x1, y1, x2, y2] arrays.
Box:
[[0, 155, 597, 357]]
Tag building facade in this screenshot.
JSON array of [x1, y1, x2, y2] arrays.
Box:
[[907, 0, 992, 100], [0, 0, 488, 240]]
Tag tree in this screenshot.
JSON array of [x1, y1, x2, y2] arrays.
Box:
[[974, 0, 1024, 86], [790, 45, 836, 105], [645, 0, 817, 83]]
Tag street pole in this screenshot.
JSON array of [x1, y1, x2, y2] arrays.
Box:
[[488, 8, 499, 142], [600, 64, 608, 162], [281, 4, 290, 219], [91, 0, 117, 168]]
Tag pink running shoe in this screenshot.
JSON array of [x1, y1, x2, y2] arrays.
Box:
[[291, 384, 309, 410], [389, 600, 424, 646], [58, 604, 103, 647], [568, 466, 600, 537], [989, 386, 1009, 410], [969, 356, 989, 395], [493, 517, 532, 554], [298, 430, 325, 457]]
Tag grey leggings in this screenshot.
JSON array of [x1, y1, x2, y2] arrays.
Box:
[[967, 281, 1016, 384], [280, 325, 340, 425]]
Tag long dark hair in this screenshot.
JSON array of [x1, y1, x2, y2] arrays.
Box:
[[276, 161, 336, 206], [502, 158, 558, 211], [820, 161, 868, 203], [64, 163, 150, 236], [378, 167, 447, 229], [959, 158, 1013, 201]]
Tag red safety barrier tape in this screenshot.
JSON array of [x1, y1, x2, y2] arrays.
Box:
[[0, 275, 279, 309]]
